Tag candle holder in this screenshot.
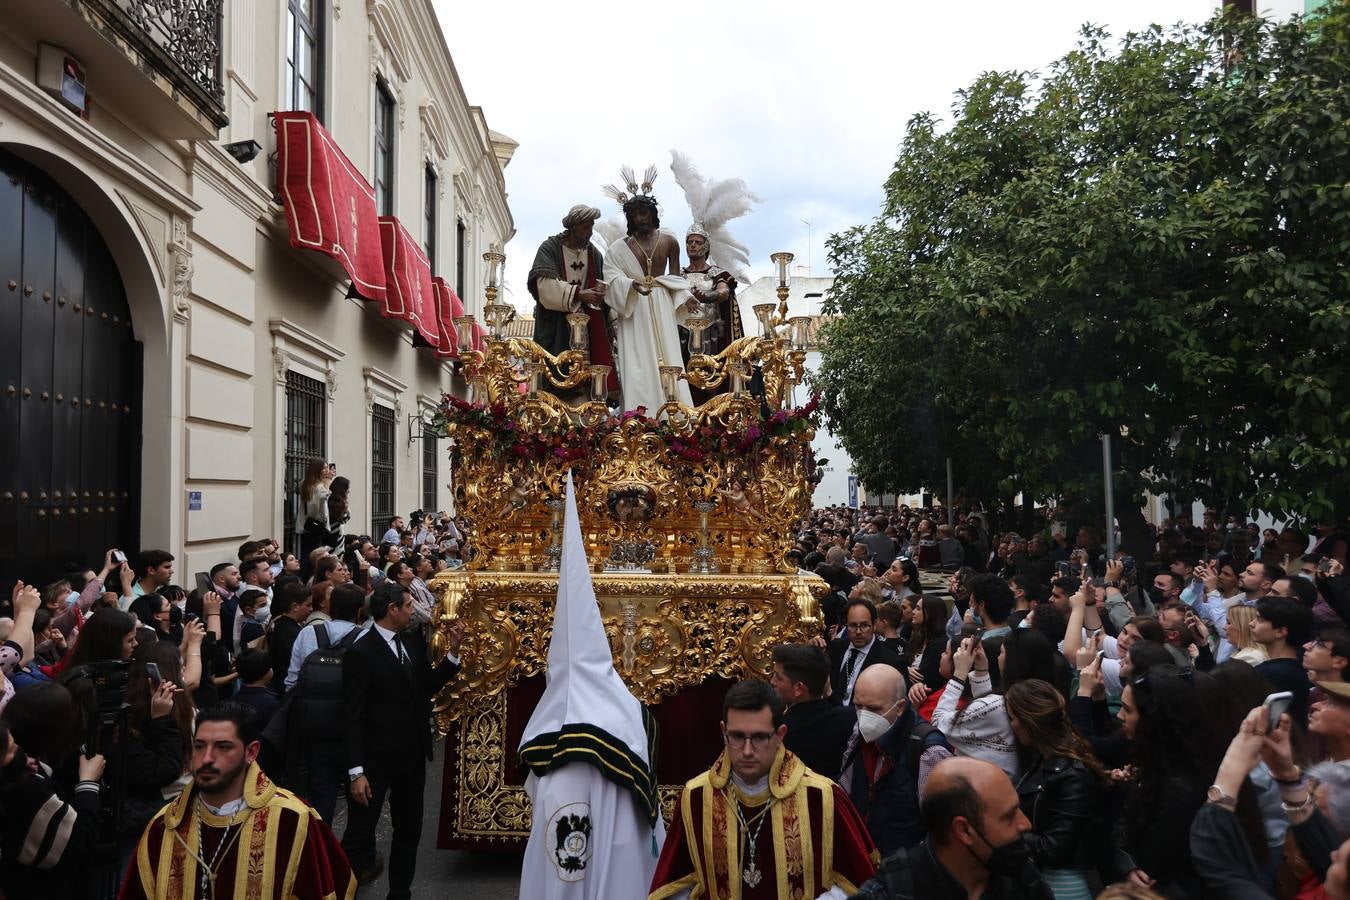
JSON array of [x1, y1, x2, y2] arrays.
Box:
[[454, 315, 477, 352], [483, 245, 505, 291], [589, 365, 611, 402], [690, 500, 719, 574], [541, 497, 565, 572], [524, 362, 544, 397], [729, 361, 749, 397], [659, 365, 684, 403], [788, 316, 811, 352], [685, 316, 709, 350], [566, 311, 591, 351], [752, 304, 777, 339], [770, 251, 794, 324], [485, 303, 515, 340]]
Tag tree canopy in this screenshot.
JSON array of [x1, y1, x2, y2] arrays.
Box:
[[816, 4, 1350, 530]]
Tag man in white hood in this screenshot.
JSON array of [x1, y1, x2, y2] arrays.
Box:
[[518, 472, 665, 898]]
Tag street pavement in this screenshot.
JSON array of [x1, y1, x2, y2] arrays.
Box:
[[331, 742, 523, 898]]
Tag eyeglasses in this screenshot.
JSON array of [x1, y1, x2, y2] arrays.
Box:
[[846, 621, 874, 631], [724, 731, 776, 750]]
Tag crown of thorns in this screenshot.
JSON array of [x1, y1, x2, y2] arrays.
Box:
[[602, 164, 658, 205]]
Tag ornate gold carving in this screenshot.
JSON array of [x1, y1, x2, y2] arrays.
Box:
[[429, 570, 824, 731]]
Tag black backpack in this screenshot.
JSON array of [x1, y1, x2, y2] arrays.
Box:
[[292, 623, 361, 741]]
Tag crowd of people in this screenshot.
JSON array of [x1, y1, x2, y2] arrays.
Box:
[[0, 479, 475, 899], [3, 492, 1350, 899], [738, 503, 1350, 899]]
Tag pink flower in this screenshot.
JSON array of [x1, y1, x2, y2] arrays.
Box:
[[770, 410, 788, 425]]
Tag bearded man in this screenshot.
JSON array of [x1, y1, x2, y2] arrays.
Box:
[[527, 204, 620, 400], [602, 167, 692, 413], [119, 702, 355, 900], [648, 679, 877, 900]]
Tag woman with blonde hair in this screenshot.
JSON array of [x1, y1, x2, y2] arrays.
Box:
[[1004, 678, 1110, 900], [1225, 604, 1269, 666]]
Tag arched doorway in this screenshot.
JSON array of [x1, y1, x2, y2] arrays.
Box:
[[0, 146, 143, 589]]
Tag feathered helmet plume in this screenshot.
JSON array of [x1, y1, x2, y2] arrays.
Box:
[[670, 150, 759, 284], [602, 164, 659, 205]]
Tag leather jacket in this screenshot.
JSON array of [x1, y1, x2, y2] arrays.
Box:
[[1015, 753, 1105, 871]]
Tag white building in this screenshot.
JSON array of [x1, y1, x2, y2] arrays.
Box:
[[0, 0, 513, 584], [737, 274, 858, 507]]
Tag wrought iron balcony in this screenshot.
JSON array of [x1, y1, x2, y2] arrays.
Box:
[[76, 0, 228, 130]]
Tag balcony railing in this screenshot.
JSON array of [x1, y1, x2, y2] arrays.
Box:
[[84, 0, 227, 128]]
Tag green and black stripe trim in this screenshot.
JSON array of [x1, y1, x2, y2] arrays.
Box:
[[518, 708, 660, 826]]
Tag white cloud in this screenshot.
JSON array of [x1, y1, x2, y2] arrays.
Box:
[[433, 0, 1213, 312]]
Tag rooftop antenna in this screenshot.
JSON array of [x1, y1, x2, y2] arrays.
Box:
[[801, 219, 812, 275]]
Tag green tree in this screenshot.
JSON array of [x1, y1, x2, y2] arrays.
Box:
[[816, 4, 1350, 550]]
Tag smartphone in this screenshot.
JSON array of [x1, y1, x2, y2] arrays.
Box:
[[1055, 561, 1074, 579], [145, 662, 162, 689], [1263, 691, 1294, 732], [1096, 650, 1106, 665], [112, 550, 127, 564], [328, 462, 337, 473], [1319, 557, 1335, 574], [194, 571, 214, 599]]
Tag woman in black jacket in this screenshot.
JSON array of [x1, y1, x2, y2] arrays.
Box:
[[1005, 678, 1109, 900]]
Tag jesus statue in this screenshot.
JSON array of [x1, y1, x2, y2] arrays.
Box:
[[601, 166, 693, 413]]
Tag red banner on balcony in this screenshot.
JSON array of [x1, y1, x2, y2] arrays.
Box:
[[273, 111, 386, 302], [431, 276, 465, 357], [377, 217, 440, 349]]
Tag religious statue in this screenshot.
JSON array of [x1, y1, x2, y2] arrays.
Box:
[[670, 151, 757, 403], [681, 228, 741, 403], [527, 205, 621, 401], [601, 166, 693, 413]]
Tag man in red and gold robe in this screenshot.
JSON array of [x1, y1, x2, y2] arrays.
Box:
[[649, 680, 877, 900], [119, 702, 355, 900]]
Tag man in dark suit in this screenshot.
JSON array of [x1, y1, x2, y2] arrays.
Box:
[[771, 643, 856, 780], [828, 598, 905, 705], [342, 580, 463, 899]]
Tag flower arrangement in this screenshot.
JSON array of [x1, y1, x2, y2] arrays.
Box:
[[437, 393, 822, 476]]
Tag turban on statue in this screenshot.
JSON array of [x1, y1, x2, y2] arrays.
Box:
[[561, 204, 601, 229]]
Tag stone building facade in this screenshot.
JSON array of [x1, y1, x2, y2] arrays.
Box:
[[0, 0, 513, 585]]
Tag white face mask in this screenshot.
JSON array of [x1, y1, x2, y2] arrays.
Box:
[[857, 701, 900, 743]]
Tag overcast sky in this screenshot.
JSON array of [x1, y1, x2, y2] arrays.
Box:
[[433, 0, 1214, 312]]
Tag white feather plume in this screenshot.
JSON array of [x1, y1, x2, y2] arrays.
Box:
[[592, 214, 627, 252], [669, 150, 760, 283]]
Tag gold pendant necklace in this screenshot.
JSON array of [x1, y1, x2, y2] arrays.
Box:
[[632, 235, 659, 296]]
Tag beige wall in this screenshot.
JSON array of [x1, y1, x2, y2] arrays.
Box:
[[0, 0, 513, 579]]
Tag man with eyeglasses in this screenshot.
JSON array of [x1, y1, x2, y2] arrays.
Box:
[[828, 599, 905, 706], [1304, 627, 1349, 685], [648, 679, 878, 899]]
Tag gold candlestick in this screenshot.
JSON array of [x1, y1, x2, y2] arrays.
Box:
[[770, 251, 795, 325]]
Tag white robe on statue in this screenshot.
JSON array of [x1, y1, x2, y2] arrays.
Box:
[[603, 236, 693, 412]]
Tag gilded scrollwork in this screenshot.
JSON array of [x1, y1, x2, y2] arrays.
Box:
[[446, 690, 695, 839], [430, 571, 826, 732]]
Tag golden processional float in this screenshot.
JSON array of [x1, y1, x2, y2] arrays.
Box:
[[426, 248, 827, 850]]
